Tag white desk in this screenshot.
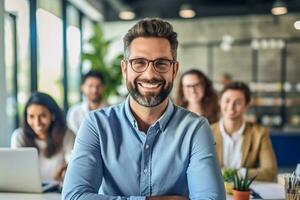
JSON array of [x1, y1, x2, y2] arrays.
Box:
[[227, 181, 285, 200], [0, 182, 285, 200], [0, 192, 60, 200]]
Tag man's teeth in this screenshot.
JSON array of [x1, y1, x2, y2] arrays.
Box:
[[139, 82, 161, 88]]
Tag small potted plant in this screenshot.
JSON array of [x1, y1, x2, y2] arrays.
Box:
[[222, 168, 237, 194], [232, 169, 256, 200]]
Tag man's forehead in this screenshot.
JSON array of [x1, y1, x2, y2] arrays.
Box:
[[84, 77, 103, 85], [129, 37, 172, 58], [222, 90, 245, 99]]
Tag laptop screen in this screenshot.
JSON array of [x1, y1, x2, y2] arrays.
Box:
[[0, 148, 44, 193]]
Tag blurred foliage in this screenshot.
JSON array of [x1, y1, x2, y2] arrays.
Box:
[[82, 26, 123, 100], [233, 169, 256, 191], [222, 168, 237, 182]]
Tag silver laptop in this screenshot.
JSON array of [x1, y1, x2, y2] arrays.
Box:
[[0, 147, 59, 193]]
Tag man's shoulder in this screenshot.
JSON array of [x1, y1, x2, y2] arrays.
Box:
[[68, 102, 85, 114], [173, 104, 208, 125], [245, 122, 268, 136], [89, 101, 125, 118]]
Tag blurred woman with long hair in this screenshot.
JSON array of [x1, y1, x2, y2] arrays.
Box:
[[175, 69, 219, 124], [11, 92, 75, 182]]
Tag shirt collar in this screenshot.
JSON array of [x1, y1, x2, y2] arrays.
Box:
[[219, 118, 246, 141], [124, 95, 174, 132]]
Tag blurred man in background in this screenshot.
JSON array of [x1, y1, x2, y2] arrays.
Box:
[[67, 70, 106, 134], [211, 81, 277, 181]]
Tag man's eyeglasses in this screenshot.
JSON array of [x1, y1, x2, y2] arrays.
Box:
[[183, 82, 203, 89], [126, 58, 176, 73]]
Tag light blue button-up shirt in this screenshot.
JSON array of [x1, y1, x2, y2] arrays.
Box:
[[62, 97, 225, 200]]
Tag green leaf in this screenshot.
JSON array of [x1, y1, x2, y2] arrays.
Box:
[[232, 169, 256, 191], [81, 25, 123, 100], [246, 175, 257, 189]]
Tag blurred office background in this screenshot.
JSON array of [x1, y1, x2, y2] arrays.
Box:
[[0, 0, 300, 167]]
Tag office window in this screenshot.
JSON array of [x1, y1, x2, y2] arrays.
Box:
[[36, 3, 63, 106], [82, 17, 95, 73], [4, 15, 16, 140], [5, 0, 30, 138], [67, 5, 81, 105]]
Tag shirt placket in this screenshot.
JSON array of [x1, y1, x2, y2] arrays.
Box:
[[140, 127, 157, 196]]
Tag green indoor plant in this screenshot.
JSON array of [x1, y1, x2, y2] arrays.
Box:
[[222, 168, 237, 194], [232, 169, 257, 200], [82, 25, 123, 101]]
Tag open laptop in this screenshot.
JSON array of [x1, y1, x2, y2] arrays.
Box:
[[0, 147, 59, 193]]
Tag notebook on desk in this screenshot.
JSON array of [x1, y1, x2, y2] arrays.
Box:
[[0, 147, 59, 193]]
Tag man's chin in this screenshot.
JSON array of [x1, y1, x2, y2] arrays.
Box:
[[227, 115, 239, 121], [89, 98, 102, 103], [131, 92, 165, 107]]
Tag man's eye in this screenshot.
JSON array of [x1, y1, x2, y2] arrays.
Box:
[[133, 59, 146, 65], [155, 60, 168, 66]]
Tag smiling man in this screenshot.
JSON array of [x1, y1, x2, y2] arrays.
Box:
[[211, 81, 277, 181], [62, 18, 225, 200]]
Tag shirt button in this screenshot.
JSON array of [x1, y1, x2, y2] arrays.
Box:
[[145, 144, 149, 149], [144, 169, 148, 174]]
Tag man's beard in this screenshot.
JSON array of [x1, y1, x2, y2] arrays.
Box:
[[127, 77, 173, 107], [89, 95, 102, 104]]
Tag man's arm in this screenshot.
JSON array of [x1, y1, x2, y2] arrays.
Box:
[[62, 113, 145, 200], [187, 120, 226, 200]]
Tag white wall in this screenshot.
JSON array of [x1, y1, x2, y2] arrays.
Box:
[[0, 0, 8, 147]]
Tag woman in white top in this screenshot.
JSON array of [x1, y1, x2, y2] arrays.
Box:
[[11, 92, 75, 182]]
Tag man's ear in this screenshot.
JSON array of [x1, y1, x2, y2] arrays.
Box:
[[121, 59, 127, 80], [173, 61, 179, 79]]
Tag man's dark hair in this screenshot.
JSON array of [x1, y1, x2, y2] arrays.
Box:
[[123, 18, 178, 60], [81, 70, 105, 85], [220, 81, 252, 105]]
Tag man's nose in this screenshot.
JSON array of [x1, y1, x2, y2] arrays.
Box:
[[228, 103, 235, 110], [144, 61, 158, 75], [91, 86, 98, 92]]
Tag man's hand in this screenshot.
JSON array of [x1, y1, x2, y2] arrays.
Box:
[[146, 196, 188, 200]]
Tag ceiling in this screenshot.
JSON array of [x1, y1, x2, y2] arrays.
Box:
[[91, 0, 300, 21]]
